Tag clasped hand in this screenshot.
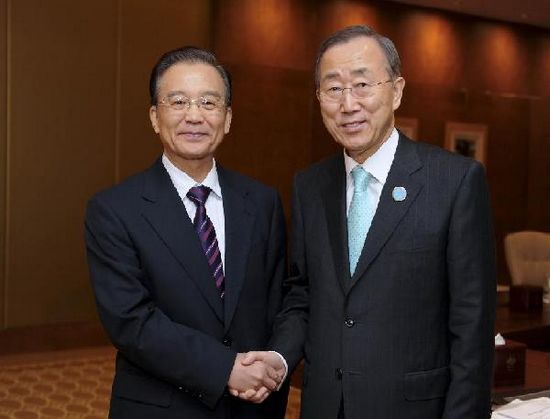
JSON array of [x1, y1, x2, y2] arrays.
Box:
[[227, 351, 286, 403]]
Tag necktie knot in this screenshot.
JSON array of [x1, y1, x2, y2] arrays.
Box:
[[187, 185, 211, 207], [351, 166, 371, 194]]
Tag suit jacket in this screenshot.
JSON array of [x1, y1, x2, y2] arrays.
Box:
[[271, 134, 496, 419], [85, 158, 288, 419]]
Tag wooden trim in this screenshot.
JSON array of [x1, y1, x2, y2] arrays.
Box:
[[0, 320, 110, 355]]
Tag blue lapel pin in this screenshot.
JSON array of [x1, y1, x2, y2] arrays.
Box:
[[392, 186, 407, 202]]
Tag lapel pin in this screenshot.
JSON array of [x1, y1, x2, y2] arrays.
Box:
[[392, 186, 407, 202]]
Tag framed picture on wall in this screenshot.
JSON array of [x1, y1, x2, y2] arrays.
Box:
[[395, 117, 419, 140], [445, 122, 488, 165]]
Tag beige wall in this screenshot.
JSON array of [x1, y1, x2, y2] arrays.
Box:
[[1, 0, 212, 329], [0, 0, 7, 328]]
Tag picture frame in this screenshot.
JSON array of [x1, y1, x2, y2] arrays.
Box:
[[395, 117, 419, 140], [445, 122, 488, 165]]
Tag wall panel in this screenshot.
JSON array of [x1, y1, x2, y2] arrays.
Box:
[[466, 23, 532, 97], [396, 10, 464, 88], [214, 0, 314, 71], [533, 36, 550, 97], [216, 65, 313, 213], [0, 0, 7, 328], [7, 0, 118, 326], [526, 99, 550, 232]]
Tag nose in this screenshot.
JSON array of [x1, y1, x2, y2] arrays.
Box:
[[340, 90, 360, 113], [184, 103, 204, 123]]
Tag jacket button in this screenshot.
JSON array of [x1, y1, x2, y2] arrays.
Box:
[[336, 368, 343, 380], [222, 337, 232, 346], [344, 319, 355, 327]]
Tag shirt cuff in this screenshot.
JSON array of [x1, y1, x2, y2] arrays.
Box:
[[269, 351, 288, 391]]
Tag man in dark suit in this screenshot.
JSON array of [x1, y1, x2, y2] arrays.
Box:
[[243, 25, 496, 418], [85, 46, 287, 419]]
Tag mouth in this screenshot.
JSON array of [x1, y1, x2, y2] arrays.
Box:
[[177, 131, 209, 140], [339, 120, 366, 133]]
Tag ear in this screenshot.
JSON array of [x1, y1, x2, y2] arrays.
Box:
[[149, 106, 160, 134], [224, 107, 232, 134], [392, 77, 406, 111]]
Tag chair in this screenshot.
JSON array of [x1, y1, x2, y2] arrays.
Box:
[[504, 231, 550, 287]]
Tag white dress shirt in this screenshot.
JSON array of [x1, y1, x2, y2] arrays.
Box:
[[344, 128, 399, 216], [162, 154, 226, 270]]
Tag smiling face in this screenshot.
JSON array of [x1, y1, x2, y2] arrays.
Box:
[[317, 36, 405, 163], [149, 62, 231, 172]]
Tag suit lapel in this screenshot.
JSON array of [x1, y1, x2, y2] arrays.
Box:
[[140, 159, 224, 322], [349, 136, 424, 291], [320, 155, 351, 294], [218, 166, 255, 332]]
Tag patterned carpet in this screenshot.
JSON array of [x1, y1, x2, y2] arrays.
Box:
[[0, 346, 301, 419], [0, 347, 114, 418]]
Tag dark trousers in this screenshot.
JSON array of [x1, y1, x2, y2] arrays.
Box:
[[338, 399, 345, 419]]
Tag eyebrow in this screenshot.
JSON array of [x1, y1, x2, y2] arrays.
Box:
[[201, 90, 223, 98], [165, 90, 222, 98]]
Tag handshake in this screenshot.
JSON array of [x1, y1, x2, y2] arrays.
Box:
[[227, 351, 287, 403]]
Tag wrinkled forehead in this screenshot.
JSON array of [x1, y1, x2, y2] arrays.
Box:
[[321, 67, 375, 85], [319, 37, 389, 83], [158, 62, 226, 96]]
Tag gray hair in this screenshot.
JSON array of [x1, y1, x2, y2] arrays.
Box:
[[149, 46, 232, 106], [315, 25, 401, 88]]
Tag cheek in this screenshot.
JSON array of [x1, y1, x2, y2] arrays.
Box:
[[158, 116, 175, 131], [364, 97, 385, 113], [372, 93, 394, 111], [323, 117, 341, 139], [366, 102, 392, 126], [321, 109, 338, 127]]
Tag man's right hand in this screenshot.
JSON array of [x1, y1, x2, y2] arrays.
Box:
[[227, 353, 281, 403]]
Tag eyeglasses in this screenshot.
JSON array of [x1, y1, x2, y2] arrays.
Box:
[[157, 95, 226, 112], [318, 80, 393, 102]]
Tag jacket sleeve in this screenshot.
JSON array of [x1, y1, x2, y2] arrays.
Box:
[[270, 177, 309, 371], [443, 161, 496, 419], [85, 195, 236, 409], [264, 191, 291, 419], [265, 192, 288, 328]]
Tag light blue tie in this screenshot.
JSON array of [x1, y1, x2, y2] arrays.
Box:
[[348, 166, 374, 276]]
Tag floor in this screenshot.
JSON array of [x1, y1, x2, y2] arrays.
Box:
[[0, 346, 301, 419], [1, 346, 549, 419], [0, 347, 113, 419]]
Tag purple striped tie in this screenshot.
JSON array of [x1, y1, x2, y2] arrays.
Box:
[[187, 186, 225, 298]]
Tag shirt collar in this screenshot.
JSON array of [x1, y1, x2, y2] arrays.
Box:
[[343, 127, 399, 186], [161, 154, 222, 199]]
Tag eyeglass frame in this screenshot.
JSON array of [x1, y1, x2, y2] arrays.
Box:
[[156, 93, 228, 113], [317, 79, 394, 102]]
